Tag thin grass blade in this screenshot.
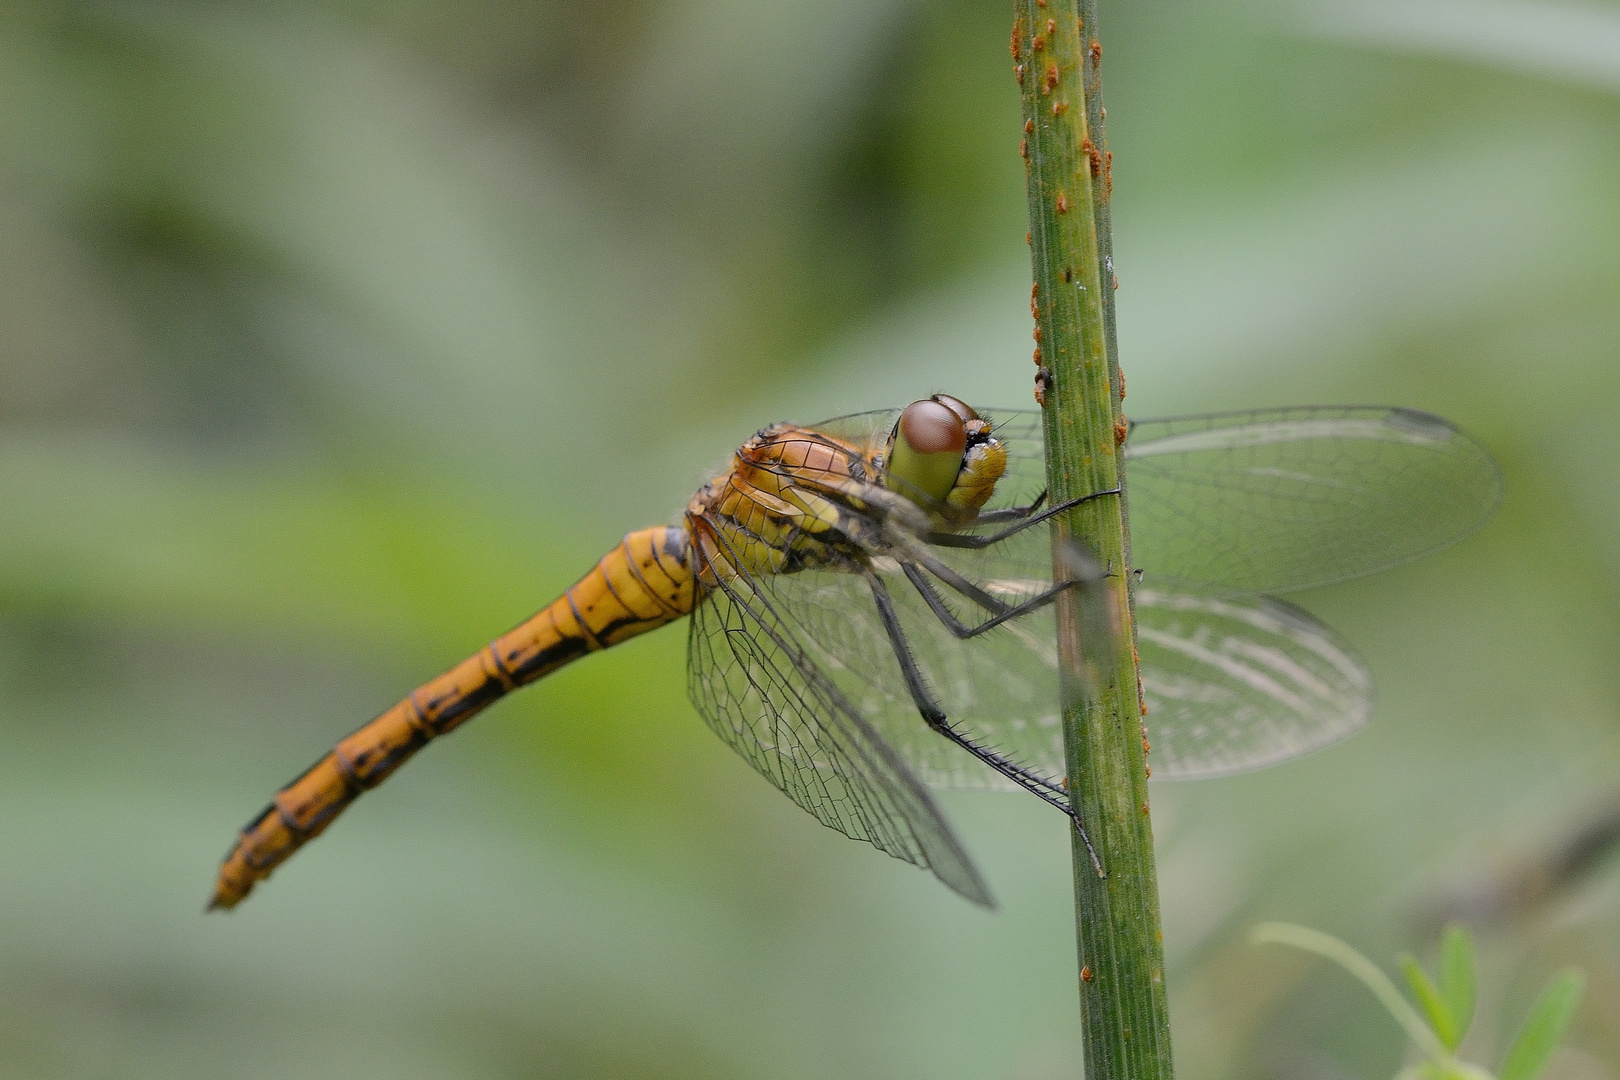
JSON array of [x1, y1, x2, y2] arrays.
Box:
[[1438, 925, 1478, 1045], [1401, 953, 1460, 1050], [1499, 970, 1584, 1080]]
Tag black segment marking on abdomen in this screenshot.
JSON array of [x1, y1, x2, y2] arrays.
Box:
[[508, 635, 591, 684]]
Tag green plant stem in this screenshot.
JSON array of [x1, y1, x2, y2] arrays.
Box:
[[1077, 0, 1120, 391], [1013, 2, 1172, 1078]]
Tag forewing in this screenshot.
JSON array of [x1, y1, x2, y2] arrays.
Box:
[[1124, 406, 1501, 592], [685, 544, 994, 907], [807, 409, 903, 454], [813, 405, 1499, 593]]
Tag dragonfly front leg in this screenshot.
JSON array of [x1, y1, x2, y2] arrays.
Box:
[[923, 487, 1121, 549], [859, 565, 1105, 876], [969, 489, 1047, 524]]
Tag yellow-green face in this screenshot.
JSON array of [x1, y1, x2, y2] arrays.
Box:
[[884, 397, 971, 505], [883, 395, 1008, 522]]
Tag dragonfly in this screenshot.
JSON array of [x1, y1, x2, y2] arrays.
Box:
[[208, 396, 1500, 910]]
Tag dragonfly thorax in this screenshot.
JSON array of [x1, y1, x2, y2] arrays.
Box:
[[685, 397, 1013, 592]]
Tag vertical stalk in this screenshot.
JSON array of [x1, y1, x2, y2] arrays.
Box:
[[1078, 0, 1122, 395], [1011, 3, 1173, 1078]]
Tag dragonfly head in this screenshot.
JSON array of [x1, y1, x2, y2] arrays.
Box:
[[883, 395, 1008, 524]]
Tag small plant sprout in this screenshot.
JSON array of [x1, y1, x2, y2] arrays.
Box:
[[1251, 923, 1584, 1080]]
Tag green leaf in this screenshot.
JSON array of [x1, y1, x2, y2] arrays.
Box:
[[1499, 969, 1585, 1080], [1401, 953, 1460, 1050], [1438, 925, 1477, 1045]]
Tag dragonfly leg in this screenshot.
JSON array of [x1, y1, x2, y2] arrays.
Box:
[[970, 489, 1048, 525], [901, 561, 1070, 639], [923, 487, 1121, 549], [898, 539, 1110, 640], [901, 545, 1014, 617], [861, 565, 1107, 874]]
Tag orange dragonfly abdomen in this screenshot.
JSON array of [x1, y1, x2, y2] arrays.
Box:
[[209, 524, 695, 910]]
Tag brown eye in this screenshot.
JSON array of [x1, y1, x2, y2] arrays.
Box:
[[930, 394, 981, 426], [898, 399, 967, 455]]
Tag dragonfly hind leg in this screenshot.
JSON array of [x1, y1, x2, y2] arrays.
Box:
[[900, 561, 1066, 640], [859, 565, 1106, 877], [898, 539, 1111, 641]]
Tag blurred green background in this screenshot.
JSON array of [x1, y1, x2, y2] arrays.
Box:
[[3, 0, 1620, 1076]]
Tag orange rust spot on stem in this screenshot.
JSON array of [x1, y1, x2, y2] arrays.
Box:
[[1024, 118, 1034, 135], [1082, 137, 1102, 177], [1081, 965, 1094, 982], [1032, 325, 1042, 342], [1032, 34, 1045, 52], [1056, 192, 1069, 213], [1025, 230, 1032, 245], [1014, 63, 1024, 84], [1114, 418, 1128, 446], [1090, 39, 1102, 65], [1010, 17, 1024, 62], [1145, 764, 1152, 778], [1052, 100, 1067, 116], [1046, 18, 1056, 36], [1019, 138, 1028, 160], [1042, 62, 1059, 94], [1030, 282, 1039, 317], [1032, 346, 1043, 364]]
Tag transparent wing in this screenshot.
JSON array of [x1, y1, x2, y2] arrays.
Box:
[[807, 409, 903, 455], [774, 401, 1486, 786], [1134, 586, 1371, 778], [756, 558, 1055, 794], [1123, 406, 1502, 592], [685, 532, 994, 907], [760, 519, 1372, 787], [815, 405, 1501, 593]]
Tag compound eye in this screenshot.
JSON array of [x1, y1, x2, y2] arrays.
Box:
[[930, 394, 981, 425], [885, 399, 968, 505], [900, 399, 967, 455]]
